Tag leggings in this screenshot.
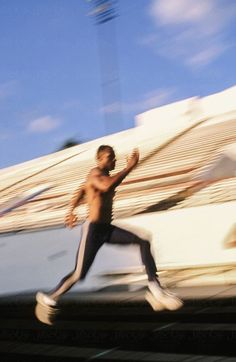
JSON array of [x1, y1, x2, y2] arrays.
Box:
[[51, 220, 158, 298]]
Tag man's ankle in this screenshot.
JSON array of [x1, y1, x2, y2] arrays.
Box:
[[148, 278, 162, 287]]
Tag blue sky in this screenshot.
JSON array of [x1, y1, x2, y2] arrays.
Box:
[[0, 0, 236, 168]]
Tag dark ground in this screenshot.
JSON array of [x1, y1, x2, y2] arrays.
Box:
[[1, 283, 236, 361]]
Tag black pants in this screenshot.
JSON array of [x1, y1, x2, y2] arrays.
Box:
[[51, 220, 158, 297]]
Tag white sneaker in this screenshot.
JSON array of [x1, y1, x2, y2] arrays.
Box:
[[163, 288, 178, 298], [145, 292, 165, 311], [148, 281, 183, 311], [36, 292, 57, 307]]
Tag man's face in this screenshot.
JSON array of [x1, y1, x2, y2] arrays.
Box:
[[101, 150, 116, 171]]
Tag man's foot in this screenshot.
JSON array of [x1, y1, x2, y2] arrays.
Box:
[[35, 302, 59, 325], [36, 292, 57, 307], [145, 291, 165, 311], [147, 280, 183, 311]]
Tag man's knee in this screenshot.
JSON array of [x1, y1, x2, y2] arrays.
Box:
[[78, 273, 86, 281], [140, 238, 151, 250], [70, 272, 84, 284]]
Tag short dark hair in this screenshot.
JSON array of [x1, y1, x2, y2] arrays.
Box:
[[96, 145, 114, 159]]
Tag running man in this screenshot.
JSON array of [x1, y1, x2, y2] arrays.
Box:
[[36, 145, 183, 311]]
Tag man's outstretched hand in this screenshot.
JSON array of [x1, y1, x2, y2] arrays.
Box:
[[65, 211, 78, 229], [127, 148, 139, 170]]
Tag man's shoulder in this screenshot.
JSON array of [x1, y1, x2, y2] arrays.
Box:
[[89, 167, 103, 177]]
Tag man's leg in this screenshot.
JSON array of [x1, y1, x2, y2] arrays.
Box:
[[36, 221, 103, 306], [107, 225, 158, 282], [107, 225, 183, 311]]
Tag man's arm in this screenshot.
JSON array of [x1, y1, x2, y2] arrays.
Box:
[[90, 149, 139, 192], [65, 185, 85, 228]]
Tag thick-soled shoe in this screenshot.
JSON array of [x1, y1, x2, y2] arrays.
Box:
[[145, 291, 165, 311], [35, 302, 59, 325], [148, 281, 183, 311], [36, 292, 57, 307]]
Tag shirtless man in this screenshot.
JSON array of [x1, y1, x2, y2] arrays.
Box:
[[36, 145, 182, 311]]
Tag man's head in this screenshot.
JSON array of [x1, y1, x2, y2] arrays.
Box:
[[96, 145, 116, 171]]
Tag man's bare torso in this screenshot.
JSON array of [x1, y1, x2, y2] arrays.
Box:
[[85, 167, 115, 224]]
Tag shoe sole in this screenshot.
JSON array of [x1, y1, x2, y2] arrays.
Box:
[[145, 292, 165, 311], [146, 291, 183, 311], [35, 303, 59, 325]]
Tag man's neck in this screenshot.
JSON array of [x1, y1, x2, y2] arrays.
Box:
[[98, 165, 109, 175]]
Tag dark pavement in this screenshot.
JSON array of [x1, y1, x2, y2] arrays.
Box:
[[1, 281, 236, 361]]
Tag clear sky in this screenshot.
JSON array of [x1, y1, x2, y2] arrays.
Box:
[[1, 0, 236, 169]]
